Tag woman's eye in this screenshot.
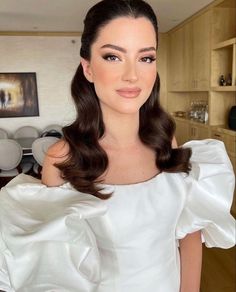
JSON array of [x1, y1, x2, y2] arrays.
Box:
[[140, 56, 156, 63], [102, 54, 120, 62]]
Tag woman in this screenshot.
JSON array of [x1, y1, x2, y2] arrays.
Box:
[[0, 1, 235, 291]]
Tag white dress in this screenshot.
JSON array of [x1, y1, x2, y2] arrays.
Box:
[[0, 139, 235, 292]]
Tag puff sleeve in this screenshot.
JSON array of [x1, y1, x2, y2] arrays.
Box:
[[176, 139, 236, 248], [0, 174, 107, 292]]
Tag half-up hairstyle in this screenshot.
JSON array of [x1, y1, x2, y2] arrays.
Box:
[[56, 0, 191, 199]]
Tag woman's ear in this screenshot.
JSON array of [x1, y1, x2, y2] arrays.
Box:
[[80, 58, 93, 83]]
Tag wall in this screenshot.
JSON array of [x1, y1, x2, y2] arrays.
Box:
[[0, 33, 168, 136], [0, 35, 81, 136]]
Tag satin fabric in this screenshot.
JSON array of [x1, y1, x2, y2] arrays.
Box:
[[0, 139, 235, 292]]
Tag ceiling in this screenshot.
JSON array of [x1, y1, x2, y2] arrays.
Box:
[[0, 0, 215, 33]]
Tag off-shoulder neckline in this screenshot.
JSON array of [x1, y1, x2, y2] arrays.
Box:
[[100, 171, 165, 188], [60, 172, 166, 191]]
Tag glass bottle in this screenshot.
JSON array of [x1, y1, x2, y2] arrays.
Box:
[[204, 105, 209, 124], [219, 75, 226, 86]]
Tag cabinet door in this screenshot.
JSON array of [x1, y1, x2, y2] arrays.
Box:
[[211, 130, 226, 143], [190, 125, 209, 140], [224, 134, 236, 156], [189, 125, 198, 139], [175, 119, 189, 145], [197, 126, 210, 140], [212, 132, 236, 166], [192, 11, 211, 90], [229, 154, 236, 173], [168, 27, 185, 91]]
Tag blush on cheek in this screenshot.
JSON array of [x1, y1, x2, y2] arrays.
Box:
[[92, 62, 118, 86]]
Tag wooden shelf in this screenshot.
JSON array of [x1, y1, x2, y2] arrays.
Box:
[[211, 86, 236, 91], [211, 125, 236, 136], [173, 117, 210, 128], [213, 37, 236, 50]]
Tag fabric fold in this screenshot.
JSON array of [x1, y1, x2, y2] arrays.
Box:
[[0, 174, 107, 292], [176, 139, 235, 248]]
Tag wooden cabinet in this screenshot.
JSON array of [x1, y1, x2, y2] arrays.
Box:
[[189, 124, 210, 140], [211, 37, 236, 90], [211, 128, 236, 152], [168, 0, 235, 128], [209, 0, 236, 126], [211, 127, 236, 172], [211, 128, 226, 142], [169, 3, 236, 292], [168, 26, 186, 91], [191, 11, 211, 91], [229, 154, 236, 173], [174, 118, 189, 145], [168, 11, 211, 92], [175, 118, 210, 144]]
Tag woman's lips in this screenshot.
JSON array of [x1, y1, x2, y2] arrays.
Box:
[[116, 88, 141, 98]]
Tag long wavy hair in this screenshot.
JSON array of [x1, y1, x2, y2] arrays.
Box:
[[57, 0, 192, 199]]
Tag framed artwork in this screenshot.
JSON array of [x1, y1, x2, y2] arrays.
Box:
[[0, 72, 39, 118]]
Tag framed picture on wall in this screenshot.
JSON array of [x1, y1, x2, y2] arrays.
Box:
[[0, 72, 39, 118]]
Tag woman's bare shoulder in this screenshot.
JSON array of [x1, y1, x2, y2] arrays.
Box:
[[41, 139, 70, 187], [46, 139, 70, 162]]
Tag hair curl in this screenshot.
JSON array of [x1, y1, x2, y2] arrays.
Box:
[[56, 0, 191, 199]]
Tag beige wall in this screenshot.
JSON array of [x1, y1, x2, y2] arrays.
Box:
[[0, 36, 80, 136], [0, 33, 168, 136]]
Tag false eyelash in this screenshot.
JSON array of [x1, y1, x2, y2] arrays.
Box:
[[141, 56, 157, 63], [102, 54, 120, 61]]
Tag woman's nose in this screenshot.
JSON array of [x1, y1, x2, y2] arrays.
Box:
[[122, 61, 138, 82]]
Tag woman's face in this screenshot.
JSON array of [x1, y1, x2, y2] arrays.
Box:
[[81, 16, 157, 117]]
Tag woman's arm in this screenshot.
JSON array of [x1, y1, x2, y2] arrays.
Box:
[[174, 137, 202, 291], [179, 231, 202, 292]]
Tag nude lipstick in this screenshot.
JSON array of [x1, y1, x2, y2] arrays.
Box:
[[116, 87, 141, 98]]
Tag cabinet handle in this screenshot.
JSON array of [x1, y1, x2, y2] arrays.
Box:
[[214, 134, 221, 138]]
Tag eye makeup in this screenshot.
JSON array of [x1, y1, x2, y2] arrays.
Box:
[[140, 56, 156, 63], [102, 53, 121, 62]]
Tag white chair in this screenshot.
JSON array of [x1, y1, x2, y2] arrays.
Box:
[[41, 124, 63, 138], [0, 139, 32, 187], [32, 136, 59, 177], [0, 128, 8, 139], [13, 126, 39, 139]]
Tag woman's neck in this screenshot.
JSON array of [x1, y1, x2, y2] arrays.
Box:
[[100, 111, 140, 149]]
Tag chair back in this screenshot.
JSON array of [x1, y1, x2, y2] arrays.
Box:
[[41, 124, 63, 138], [43, 124, 63, 134], [0, 139, 22, 170], [14, 126, 39, 139], [32, 137, 59, 166], [0, 128, 8, 139]]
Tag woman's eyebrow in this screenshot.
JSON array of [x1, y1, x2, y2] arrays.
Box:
[[100, 44, 156, 53]]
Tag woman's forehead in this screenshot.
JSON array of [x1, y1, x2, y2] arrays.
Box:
[[93, 16, 157, 49]]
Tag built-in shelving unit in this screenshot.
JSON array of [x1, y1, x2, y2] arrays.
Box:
[[167, 0, 236, 172], [166, 2, 236, 290], [211, 37, 236, 89], [211, 86, 236, 91]]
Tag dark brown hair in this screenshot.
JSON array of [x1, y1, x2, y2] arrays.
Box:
[[57, 0, 191, 198]]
